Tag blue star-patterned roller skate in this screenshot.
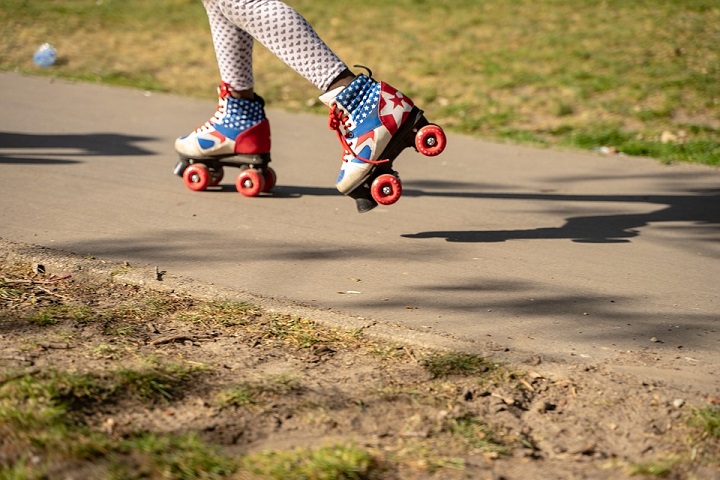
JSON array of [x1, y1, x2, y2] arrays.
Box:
[[320, 71, 446, 212]]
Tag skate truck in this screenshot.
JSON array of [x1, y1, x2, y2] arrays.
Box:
[[338, 108, 446, 212], [173, 151, 276, 197], [173, 85, 276, 197]]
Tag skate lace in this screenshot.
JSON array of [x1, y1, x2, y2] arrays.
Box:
[[194, 83, 232, 133], [327, 104, 389, 165]]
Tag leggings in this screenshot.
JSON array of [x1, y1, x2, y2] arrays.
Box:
[[202, 0, 349, 92]]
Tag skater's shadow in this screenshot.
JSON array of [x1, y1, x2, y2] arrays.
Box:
[[0, 132, 156, 164], [401, 187, 720, 244], [211, 184, 341, 198], [209, 181, 719, 246]]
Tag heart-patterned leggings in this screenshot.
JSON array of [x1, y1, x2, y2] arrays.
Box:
[[202, 0, 349, 92]]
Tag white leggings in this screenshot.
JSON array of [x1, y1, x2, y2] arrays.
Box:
[[202, 0, 348, 92]]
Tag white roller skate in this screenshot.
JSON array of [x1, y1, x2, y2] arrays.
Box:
[[173, 83, 275, 197]]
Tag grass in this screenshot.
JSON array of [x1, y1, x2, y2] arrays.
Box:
[[0, 0, 718, 165], [0, 260, 514, 479], [238, 444, 381, 480], [114, 433, 236, 480], [628, 460, 676, 477], [0, 364, 213, 479], [689, 406, 720, 440], [216, 374, 302, 408], [421, 352, 495, 379], [2, 259, 719, 479], [443, 413, 508, 455], [178, 301, 261, 327], [626, 407, 720, 477], [27, 304, 93, 325], [1, 361, 203, 412], [686, 406, 720, 467]]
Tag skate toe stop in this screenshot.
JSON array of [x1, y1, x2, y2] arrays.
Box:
[[355, 197, 378, 213]]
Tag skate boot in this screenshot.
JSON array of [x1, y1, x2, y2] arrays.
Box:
[[320, 71, 446, 212], [173, 82, 275, 197]]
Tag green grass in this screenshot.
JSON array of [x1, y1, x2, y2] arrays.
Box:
[[1, 361, 204, 413], [27, 304, 93, 325], [0, 363, 216, 479], [628, 460, 675, 477], [626, 406, 720, 477], [216, 374, 302, 408], [421, 352, 494, 379], [689, 406, 720, 439], [238, 444, 382, 480], [114, 433, 236, 480], [444, 413, 509, 455], [0, 0, 718, 165], [263, 313, 343, 347]]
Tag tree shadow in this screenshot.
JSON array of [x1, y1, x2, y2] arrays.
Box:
[[205, 184, 340, 197], [0, 132, 156, 164], [182, 179, 720, 246], [402, 188, 720, 244], [52, 228, 718, 352]]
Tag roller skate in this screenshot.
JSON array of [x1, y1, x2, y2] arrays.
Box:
[[320, 69, 446, 212], [173, 82, 276, 197]]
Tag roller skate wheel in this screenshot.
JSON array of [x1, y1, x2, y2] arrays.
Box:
[[182, 164, 210, 191], [209, 167, 224, 187], [415, 124, 446, 157], [236, 168, 265, 197], [370, 174, 402, 206], [262, 167, 277, 192]]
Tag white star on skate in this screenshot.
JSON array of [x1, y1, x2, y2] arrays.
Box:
[[379, 90, 412, 134]]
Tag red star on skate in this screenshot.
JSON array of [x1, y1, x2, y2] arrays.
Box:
[[388, 92, 406, 109]]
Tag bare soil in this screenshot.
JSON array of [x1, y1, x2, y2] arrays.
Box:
[[1, 242, 718, 480]]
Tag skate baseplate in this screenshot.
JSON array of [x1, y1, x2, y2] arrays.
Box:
[[174, 153, 275, 197], [348, 107, 446, 213]]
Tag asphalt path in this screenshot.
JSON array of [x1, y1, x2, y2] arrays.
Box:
[[1, 73, 718, 391]]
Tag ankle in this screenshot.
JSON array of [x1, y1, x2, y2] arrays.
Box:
[[230, 88, 255, 100], [326, 69, 356, 92]]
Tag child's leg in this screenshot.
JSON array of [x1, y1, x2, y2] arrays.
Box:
[[175, 0, 274, 160], [177, 0, 348, 158], [180, 0, 445, 210], [215, 0, 349, 92], [203, 0, 255, 92]]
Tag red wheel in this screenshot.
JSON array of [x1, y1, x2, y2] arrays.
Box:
[[236, 168, 265, 197], [209, 167, 224, 187], [262, 167, 277, 192], [415, 124, 446, 157], [370, 174, 402, 206], [183, 164, 210, 191]]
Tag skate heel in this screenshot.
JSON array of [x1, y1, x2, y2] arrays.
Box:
[[173, 158, 190, 177], [355, 108, 446, 208], [348, 186, 378, 213]]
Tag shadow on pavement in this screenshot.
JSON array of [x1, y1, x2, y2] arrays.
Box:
[[53, 228, 718, 351], [203, 184, 341, 198], [182, 178, 719, 246], [0, 132, 156, 163], [402, 188, 720, 245]]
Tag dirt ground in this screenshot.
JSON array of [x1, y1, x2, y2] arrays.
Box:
[[1, 241, 718, 480]]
